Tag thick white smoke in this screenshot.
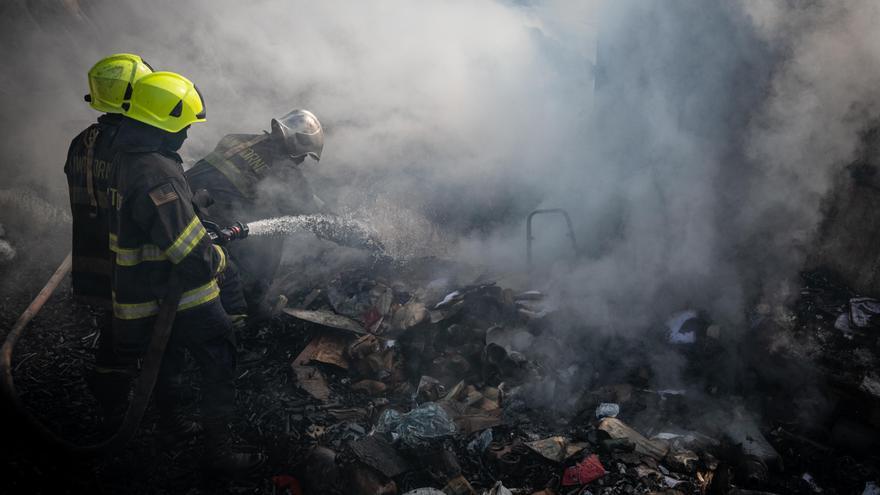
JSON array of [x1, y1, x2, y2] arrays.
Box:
[[741, 0, 880, 293], [1, 0, 878, 346], [530, 1, 880, 336]]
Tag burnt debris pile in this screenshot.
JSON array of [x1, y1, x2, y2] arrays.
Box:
[[5, 258, 880, 494], [240, 259, 880, 494]]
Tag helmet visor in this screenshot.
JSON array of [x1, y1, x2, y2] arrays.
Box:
[[290, 130, 323, 160]]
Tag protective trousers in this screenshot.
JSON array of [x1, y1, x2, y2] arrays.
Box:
[[155, 298, 236, 423], [89, 298, 236, 432]]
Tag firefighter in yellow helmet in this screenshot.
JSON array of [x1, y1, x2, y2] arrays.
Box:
[[68, 53, 153, 304], [106, 71, 263, 472], [64, 53, 152, 435]]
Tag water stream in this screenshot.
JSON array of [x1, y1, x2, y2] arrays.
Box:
[[247, 214, 386, 256]]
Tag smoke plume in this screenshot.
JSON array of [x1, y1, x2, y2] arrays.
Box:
[[1, 1, 878, 399]]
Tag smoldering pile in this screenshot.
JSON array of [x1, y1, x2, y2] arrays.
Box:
[[6, 249, 880, 494], [229, 254, 880, 495]]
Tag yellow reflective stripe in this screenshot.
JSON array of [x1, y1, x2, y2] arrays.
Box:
[[213, 244, 227, 274], [109, 233, 167, 266], [112, 280, 220, 320], [115, 245, 166, 266], [178, 280, 220, 311], [109, 217, 207, 267], [112, 296, 159, 320], [165, 216, 207, 264]]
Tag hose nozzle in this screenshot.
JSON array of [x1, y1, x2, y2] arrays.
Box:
[[205, 221, 249, 245]]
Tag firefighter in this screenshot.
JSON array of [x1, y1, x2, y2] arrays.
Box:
[[185, 109, 324, 322], [64, 53, 152, 430], [107, 71, 262, 471]]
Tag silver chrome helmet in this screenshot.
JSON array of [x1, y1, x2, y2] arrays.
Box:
[[270, 109, 324, 162]]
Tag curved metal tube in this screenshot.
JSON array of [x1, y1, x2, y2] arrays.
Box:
[[526, 208, 578, 272]]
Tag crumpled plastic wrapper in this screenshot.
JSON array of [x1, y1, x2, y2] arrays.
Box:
[[375, 402, 456, 448]]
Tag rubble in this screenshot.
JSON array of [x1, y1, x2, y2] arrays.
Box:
[[271, 474, 303, 495], [664, 448, 699, 474], [598, 417, 669, 460], [859, 374, 880, 399], [800, 472, 823, 494], [270, 265, 880, 493], [595, 402, 620, 419], [846, 297, 880, 329], [7, 256, 880, 494], [352, 379, 388, 395], [443, 475, 477, 495], [291, 364, 331, 401], [525, 436, 587, 463], [415, 375, 445, 403], [303, 333, 353, 369], [390, 301, 428, 335], [560, 454, 606, 486], [485, 481, 514, 495], [283, 307, 366, 334], [666, 309, 702, 344], [724, 413, 780, 465], [349, 464, 398, 495], [467, 429, 493, 454], [376, 403, 457, 448], [302, 446, 344, 493]]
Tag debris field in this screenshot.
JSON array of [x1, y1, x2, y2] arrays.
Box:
[[2, 255, 879, 494]]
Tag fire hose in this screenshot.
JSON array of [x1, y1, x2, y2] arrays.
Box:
[[0, 221, 248, 455]]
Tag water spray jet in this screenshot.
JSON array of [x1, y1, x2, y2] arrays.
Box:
[[246, 214, 387, 256]]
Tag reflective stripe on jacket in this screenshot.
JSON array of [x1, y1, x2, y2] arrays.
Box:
[[185, 132, 324, 313], [112, 279, 220, 320], [108, 118, 225, 324]]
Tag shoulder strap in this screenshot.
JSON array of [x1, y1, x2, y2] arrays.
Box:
[[84, 127, 101, 216]]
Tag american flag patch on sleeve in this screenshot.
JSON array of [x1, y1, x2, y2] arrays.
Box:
[[148, 183, 179, 206]]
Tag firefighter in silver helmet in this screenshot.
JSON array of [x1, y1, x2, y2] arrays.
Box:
[[185, 109, 325, 322]]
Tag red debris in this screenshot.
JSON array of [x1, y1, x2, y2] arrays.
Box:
[[271, 475, 303, 495], [362, 307, 383, 332], [561, 454, 606, 486]]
